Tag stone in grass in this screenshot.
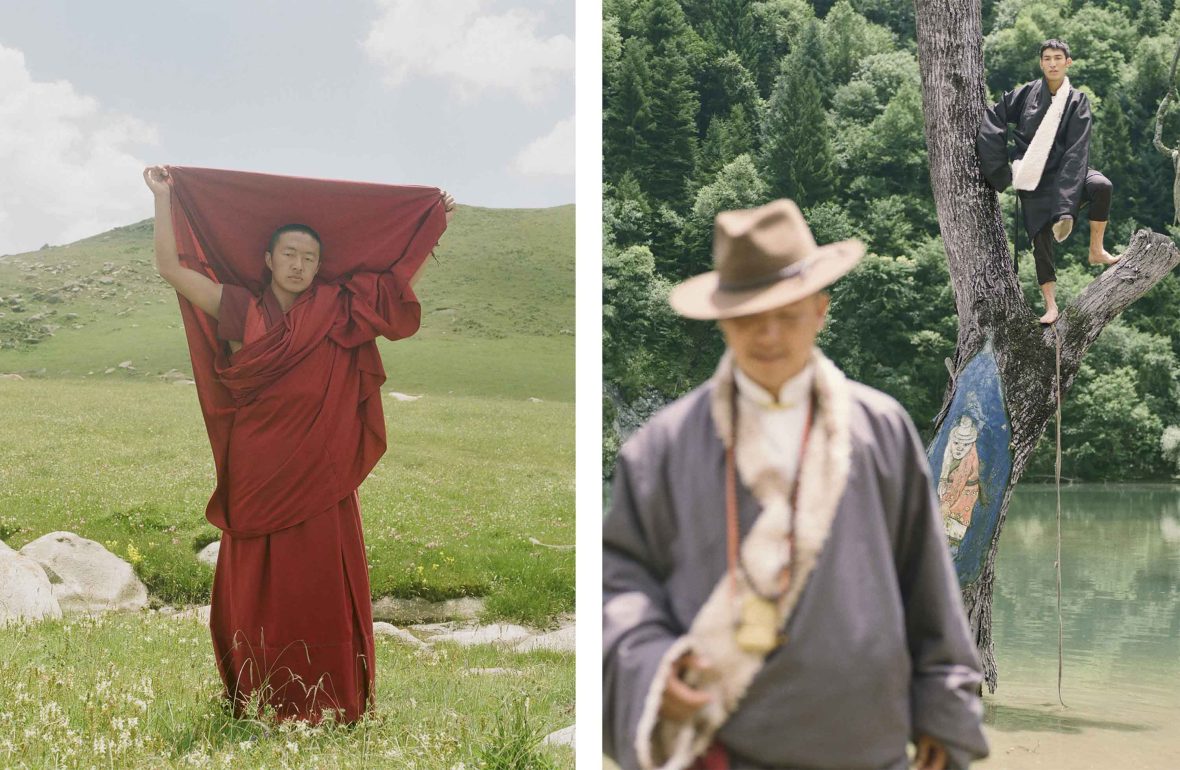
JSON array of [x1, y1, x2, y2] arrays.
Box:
[[408, 622, 456, 636], [0, 547, 63, 626], [543, 724, 575, 749], [387, 391, 421, 402], [429, 624, 533, 647], [514, 625, 575, 653], [370, 596, 484, 624], [197, 540, 220, 567], [372, 621, 429, 648], [19, 531, 148, 614]]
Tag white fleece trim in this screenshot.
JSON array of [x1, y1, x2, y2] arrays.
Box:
[[1012, 78, 1071, 191], [635, 349, 853, 770]]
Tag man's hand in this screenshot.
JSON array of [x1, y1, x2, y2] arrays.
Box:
[[144, 165, 172, 197], [913, 734, 948, 770], [658, 652, 714, 722], [442, 190, 457, 225]]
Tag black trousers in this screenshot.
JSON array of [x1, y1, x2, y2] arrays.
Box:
[[1032, 168, 1113, 285]]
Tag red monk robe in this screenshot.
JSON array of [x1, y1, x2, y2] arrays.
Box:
[[162, 166, 447, 722]]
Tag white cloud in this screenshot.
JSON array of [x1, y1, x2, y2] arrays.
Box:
[[0, 45, 157, 256], [361, 0, 573, 102], [511, 116, 573, 176]]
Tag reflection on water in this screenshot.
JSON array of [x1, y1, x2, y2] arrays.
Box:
[[984, 484, 1180, 767]]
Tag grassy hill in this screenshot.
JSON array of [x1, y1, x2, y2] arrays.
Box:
[[0, 205, 575, 400], [0, 206, 575, 625]]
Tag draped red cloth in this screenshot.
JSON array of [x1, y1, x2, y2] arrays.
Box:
[[166, 165, 446, 721]]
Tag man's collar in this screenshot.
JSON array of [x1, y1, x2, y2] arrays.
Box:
[[733, 359, 815, 410]]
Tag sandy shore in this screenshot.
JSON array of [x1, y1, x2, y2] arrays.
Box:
[[979, 685, 1180, 769]]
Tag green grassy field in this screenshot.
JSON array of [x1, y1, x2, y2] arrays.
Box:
[[0, 612, 573, 769], [0, 206, 574, 767]]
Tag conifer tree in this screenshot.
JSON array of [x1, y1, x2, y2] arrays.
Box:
[[634, 0, 700, 208], [759, 20, 836, 206], [604, 38, 655, 187]]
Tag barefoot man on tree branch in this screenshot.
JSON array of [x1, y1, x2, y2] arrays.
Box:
[[977, 38, 1119, 324], [144, 164, 454, 722]]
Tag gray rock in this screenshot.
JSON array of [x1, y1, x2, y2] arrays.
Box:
[[429, 624, 533, 647], [196, 540, 220, 567], [370, 596, 484, 624], [543, 725, 575, 749], [372, 622, 429, 648], [387, 391, 422, 402], [19, 532, 148, 614], [514, 625, 575, 653], [0, 374, 23, 381], [408, 622, 457, 636], [0, 549, 63, 626]]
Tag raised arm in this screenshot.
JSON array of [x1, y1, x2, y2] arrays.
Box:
[[144, 166, 223, 319]]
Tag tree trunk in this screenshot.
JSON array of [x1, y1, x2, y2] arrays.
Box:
[[913, 0, 1180, 690]]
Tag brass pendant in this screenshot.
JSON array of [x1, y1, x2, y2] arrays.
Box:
[[735, 594, 780, 654]]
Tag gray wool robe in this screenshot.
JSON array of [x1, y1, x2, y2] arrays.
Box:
[[603, 353, 988, 770]]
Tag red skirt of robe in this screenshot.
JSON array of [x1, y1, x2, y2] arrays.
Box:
[[211, 493, 376, 722]]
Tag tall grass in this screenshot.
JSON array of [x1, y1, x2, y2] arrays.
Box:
[[0, 613, 573, 769]]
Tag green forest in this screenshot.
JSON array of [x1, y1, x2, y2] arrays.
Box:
[[603, 0, 1180, 481]]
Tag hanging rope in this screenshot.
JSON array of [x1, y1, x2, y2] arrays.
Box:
[[1013, 194, 1022, 272], [1053, 324, 1067, 708]]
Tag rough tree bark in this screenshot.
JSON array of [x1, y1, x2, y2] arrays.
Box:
[[913, 0, 1180, 690]]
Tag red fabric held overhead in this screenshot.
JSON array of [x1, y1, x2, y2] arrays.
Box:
[[165, 165, 447, 721]]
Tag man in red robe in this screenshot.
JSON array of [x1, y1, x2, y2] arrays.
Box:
[[144, 164, 453, 722]]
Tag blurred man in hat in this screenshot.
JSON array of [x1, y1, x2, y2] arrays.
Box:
[[603, 200, 988, 770]]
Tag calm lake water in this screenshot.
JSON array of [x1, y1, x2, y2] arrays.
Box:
[[983, 484, 1180, 769]]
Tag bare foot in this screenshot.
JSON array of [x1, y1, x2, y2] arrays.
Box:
[[1039, 305, 1059, 324], [1088, 249, 1120, 266]]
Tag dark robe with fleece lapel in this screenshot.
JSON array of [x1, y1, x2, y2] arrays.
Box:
[[976, 78, 1092, 240], [603, 357, 989, 770]]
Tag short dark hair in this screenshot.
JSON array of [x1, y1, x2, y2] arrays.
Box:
[[1040, 39, 1071, 59], [267, 223, 322, 255]]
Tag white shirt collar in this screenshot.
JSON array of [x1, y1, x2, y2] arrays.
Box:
[[733, 359, 815, 410]]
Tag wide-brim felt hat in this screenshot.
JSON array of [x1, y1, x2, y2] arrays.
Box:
[[669, 199, 866, 320]]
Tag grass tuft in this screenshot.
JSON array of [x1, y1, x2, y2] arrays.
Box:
[[469, 695, 558, 770]]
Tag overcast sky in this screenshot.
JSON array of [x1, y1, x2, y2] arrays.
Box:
[[0, 0, 574, 256]]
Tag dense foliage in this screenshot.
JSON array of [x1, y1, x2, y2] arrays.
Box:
[[604, 0, 1180, 481]]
